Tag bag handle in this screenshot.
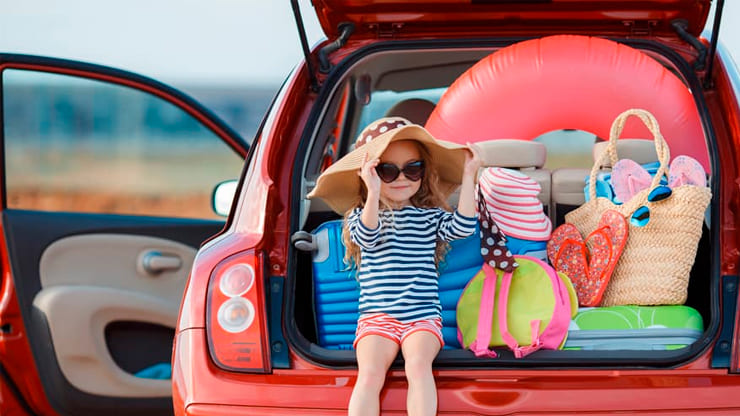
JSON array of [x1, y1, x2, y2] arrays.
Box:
[[469, 263, 499, 358], [587, 109, 671, 201]]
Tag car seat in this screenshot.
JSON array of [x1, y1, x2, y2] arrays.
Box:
[[551, 139, 658, 224], [448, 139, 550, 210]]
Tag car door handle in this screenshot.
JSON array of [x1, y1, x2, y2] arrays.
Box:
[[140, 251, 183, 275]]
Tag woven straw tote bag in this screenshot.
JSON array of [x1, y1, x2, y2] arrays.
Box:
[[565, 109, 712, 306]]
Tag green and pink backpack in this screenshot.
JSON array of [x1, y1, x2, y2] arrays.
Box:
[[456, 189, 577, 358], [456, 256, 578, 358]]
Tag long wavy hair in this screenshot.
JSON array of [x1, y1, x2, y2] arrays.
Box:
[[341, 140, 453, 271]]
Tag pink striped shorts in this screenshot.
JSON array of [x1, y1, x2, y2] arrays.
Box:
[[354, 313, 444, 349]]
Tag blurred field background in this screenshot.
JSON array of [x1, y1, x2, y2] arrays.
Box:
[[3, 77, 272, 219], [0, 2, 736, 219]]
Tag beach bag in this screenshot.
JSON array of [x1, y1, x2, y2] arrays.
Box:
[[565, 109, 712, 306], [456, 256, 577, 358]]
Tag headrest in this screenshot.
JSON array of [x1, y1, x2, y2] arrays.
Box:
[[476, 140, 546, 168], [384, 98, 436, 126], [593, 139, 658, 168]]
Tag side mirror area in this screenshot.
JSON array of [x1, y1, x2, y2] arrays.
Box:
[[212, 180, 238, 217]]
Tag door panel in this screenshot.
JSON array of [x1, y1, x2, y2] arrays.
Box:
[[34, 286, 175, 397], [5, 210, 222, 415], [0, 54, 249, 415], [39, 234, 194, 303], [34, 233, 195, 398]]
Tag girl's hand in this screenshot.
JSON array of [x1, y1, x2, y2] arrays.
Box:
[[464, 142, 483, 179], [456, 143, 483, 218], [358, 152, 381, 229], [359, 152, 381, 196]]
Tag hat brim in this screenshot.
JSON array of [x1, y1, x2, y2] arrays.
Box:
[[307, 125, 468, 214]]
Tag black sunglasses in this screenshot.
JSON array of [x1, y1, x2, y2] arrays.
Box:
[[375, 160, 425, 183]]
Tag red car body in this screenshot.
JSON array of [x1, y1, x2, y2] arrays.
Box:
[[171, 0, 740, 414]]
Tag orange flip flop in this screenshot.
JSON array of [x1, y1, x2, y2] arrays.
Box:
[[547, 224, 589, 304], [583, 210, 628, 306]]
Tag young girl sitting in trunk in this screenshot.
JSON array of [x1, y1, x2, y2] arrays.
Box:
[[308, 117, 482, 416]]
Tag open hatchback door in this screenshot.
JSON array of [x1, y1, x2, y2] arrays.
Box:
[[311, 0, 713, 39]]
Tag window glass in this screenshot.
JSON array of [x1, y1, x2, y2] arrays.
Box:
[[358, 89, 596, 171], [358, 88, 446, 130], [534, 129, 597, 170], [3, 69, 244, 219]]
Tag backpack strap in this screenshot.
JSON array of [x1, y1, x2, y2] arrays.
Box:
[[497, 266, 542, 358], [469, 263, 498, 358], [498, 256, 570, 358]]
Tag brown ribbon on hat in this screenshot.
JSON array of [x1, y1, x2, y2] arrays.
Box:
[[477, 187, 518, 272], [354, 118, 411, 148]]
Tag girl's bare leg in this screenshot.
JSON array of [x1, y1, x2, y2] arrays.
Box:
[[401, 331, 441, 416], [348, 335, 400, 416]]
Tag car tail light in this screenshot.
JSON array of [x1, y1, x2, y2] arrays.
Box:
[[207, 250, 270, 373]]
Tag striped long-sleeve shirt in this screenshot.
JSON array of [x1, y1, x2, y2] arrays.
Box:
[[347, 206, 477, 322]]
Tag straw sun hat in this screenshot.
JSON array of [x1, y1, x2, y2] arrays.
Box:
[[307, 117, 470, 214]]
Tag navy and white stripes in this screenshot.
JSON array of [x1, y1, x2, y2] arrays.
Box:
[[347, 206, 477, 322]]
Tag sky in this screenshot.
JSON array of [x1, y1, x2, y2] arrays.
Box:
[[0, 0, 325, 87], [0, 1, 737, 90]]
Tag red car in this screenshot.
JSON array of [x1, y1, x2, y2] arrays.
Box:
[[4, 0, 740, 415]]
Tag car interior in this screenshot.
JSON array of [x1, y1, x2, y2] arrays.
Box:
[[288, 39, 714, 366]]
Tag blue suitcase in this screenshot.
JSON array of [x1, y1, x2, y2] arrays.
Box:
[[311, 219, 483, 349]]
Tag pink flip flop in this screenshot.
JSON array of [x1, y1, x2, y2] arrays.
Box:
[[668, 155, 707, 188], [611, 158, 653, 204]]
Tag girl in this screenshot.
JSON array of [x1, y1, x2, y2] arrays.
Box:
[[316, 117, 481, 416]]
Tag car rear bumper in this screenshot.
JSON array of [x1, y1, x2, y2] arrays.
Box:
[[183, 404, 347, 415], [173, 328, 740, 415]]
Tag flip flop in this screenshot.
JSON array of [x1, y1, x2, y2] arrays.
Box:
[[547, 224, 589, 304], [583, 210, 628, 306], [547, 223, 583, 265], [611, 158, 653, 204], [582, 228, 612, 306], [553, 239, 590, 304], [548, 211, 629, 307], [668, 155, 707, 188]]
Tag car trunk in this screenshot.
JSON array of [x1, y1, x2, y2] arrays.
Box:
[[286, 33, 718, 369]]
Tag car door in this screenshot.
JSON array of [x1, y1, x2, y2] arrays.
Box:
[[0, 54, 249, 416]]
